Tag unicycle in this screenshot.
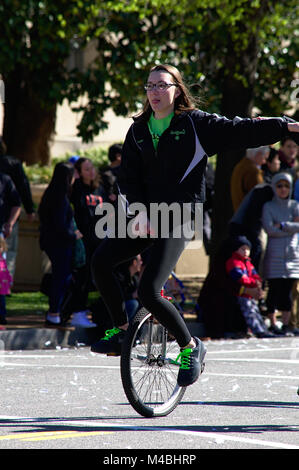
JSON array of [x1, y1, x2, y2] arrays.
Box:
[[120, 306, 186, 417]]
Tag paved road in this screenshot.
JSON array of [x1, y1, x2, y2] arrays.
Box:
[[0, 336, 299, 458]]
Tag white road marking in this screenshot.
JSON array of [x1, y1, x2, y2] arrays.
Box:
[[211, 358, 299, 364], [0, 363, 120, 369], [207, 346, 299, 354], [205, 372, 299, 380], [0, 415, 298, 449]]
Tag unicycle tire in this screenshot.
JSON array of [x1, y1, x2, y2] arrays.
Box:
[[120, 307, 186, 417]]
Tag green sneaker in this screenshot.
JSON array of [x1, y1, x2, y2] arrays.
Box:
[[176, 337, 206, 387], [91, 327, 126, 356]]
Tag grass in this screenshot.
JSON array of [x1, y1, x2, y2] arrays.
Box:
[[6, 290, 99, 319], [4, 278, 201, 323], [6, 292, 48, 317]]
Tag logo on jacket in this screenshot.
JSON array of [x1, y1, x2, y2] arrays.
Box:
[[170, 129, 185, 141], [86, 195, 103, 207]]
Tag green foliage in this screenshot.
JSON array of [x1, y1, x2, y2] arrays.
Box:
[[23, 146, 110, 184], [0, 0, 298, 151]]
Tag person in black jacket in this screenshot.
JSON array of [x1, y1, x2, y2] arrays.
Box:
[[0, 138, 35, 277], [228, 183, 274, 271], [0, 173, 21, 238], [90, 63, 299, 388], [64, 157, 107, 328], [38, 162, 81, 326], [100, 143, 122, 202]]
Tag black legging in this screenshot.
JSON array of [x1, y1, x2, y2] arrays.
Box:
[[91, 231, 192, 348]]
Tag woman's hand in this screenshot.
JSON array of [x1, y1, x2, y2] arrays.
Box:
[[287, 122, 299, 133]]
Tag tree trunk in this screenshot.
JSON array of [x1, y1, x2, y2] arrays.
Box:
[[2, 69, 56, 165], [210, 34, 259, 261]]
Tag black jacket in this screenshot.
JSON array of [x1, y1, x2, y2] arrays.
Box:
[[0, 155, 34, 214], [229, 183, 274, 234], [100, 165, 121, 198], [118, 110, 291, 210], [0, 173, 21, 230], [39, 195, 76, 251]]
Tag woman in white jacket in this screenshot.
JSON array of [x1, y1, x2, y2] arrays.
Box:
[[262, 172, 299, 336]]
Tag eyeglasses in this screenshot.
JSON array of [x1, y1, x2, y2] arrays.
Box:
[[276, 184, 290, 189], [144, 82, 177, 92]]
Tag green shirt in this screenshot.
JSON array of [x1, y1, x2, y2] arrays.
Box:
[[148, 112, 174, 150]]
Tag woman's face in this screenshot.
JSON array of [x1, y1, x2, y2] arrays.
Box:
[[80, 160, 96, 184], [275, 179, 290, 199], [281, 139, 298, 162], [146, 70, 181, 119]]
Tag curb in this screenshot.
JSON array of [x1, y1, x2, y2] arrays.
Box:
[[0, 322, 207, 351], [0, 326, 102, 351]]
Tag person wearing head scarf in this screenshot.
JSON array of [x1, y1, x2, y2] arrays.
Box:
[[262, 172, 299, 336]]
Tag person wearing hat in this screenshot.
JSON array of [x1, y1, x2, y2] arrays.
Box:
[[262, 172, 299, 336], [225, 235, 275, 338]]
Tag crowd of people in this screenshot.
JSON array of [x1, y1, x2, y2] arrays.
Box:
[[38, 144, 129, 329], [197, 134, 299, 339], [0, 137, 134, 329], [0, 122, 299, 343]]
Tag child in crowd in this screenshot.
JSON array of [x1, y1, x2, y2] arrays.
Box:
[[225, 236, 276, 338], [0, 236, 13, 325]]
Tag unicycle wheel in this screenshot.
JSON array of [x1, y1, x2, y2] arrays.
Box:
[[120, 307, 186, 417]]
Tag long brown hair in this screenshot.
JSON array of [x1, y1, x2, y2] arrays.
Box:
[[134, 64, 199, 122]]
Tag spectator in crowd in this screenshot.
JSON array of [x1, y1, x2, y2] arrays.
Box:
[[0, 138, 35, 277], [0, 172, 21, 241], [100, 143, 122, 202], [230, 146, 270, 211], [115, 255, 143, 323], [278, 136, 298, 181], [228, 183, 273, 271], [38, 162, 81, 326], [68, 155, 80, 179], [66, 157, 107, 327], [262, 147, 281, 183], [262, 171, 299, 336], [197, 237, 260, 339], [291, 166, 299, 331], [72, 158, 108, 253], [0, 235, 13, 325], [225, 236, 275, 338]]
